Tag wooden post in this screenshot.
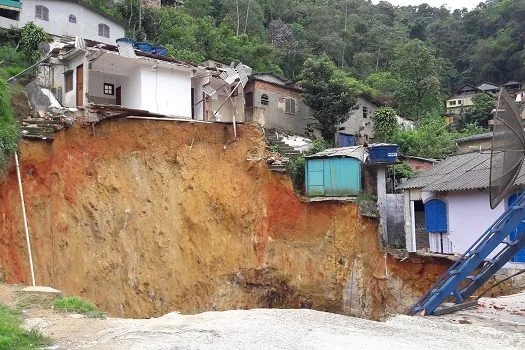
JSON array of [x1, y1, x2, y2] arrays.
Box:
[[15, 152, 36, 286]]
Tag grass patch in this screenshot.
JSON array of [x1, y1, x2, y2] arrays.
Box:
[[0, 303, 50, 350], [53, 296, 99, 315]]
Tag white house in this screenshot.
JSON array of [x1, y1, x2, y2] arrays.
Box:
[[36, 39, 249, 122], [399, 151, 525, 265], [0, 0, 124, 45]]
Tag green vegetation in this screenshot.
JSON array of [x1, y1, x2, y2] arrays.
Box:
[[0, 303, 49, 349], [299, 55, 363, 144], [389, 162, 416, 179], [461, 93, 497, 128], [0, 76, 20, 173], [53, 296, 97, 314], [372, 107, 399, 142]]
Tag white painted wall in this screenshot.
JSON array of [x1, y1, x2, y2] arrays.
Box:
[[13, 0, 124, 44], [446, 190, 506, 254], [88, 70, 127, 104], [121, 68, 142, 110], [139, 66, 192, 118], [51, 51, 87, 107]]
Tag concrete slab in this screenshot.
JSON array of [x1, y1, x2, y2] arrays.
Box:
[[21, 286, 63, 294]]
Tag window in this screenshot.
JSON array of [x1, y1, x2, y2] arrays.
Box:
[[104, 83, 114, 96], [35, 5, 49, 21], [98, 23, 110, 38], [285, 98, 296, 114], [261, 94, 269, 106], [64, 71, 73, 92], [362, 105, 368, 118], [449, 100, 457, 106], [69, 14, 76, 23]]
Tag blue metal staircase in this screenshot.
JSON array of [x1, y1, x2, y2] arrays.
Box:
[[409, 192, 525, 315]]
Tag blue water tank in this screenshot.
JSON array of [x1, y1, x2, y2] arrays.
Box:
[[368, 144, 398, 164], [152, 46, 168, 57], [134, 42, 153, 53]]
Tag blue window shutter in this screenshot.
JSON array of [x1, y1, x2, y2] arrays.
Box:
[[425, 199, 448, 233]]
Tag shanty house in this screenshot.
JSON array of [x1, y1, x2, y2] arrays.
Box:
[[399, 151, 525, 263], [337, 96, 414, 147], [304, 147, 367, 197], [0, 0, 124, 45], [244, 72, 313, 136]]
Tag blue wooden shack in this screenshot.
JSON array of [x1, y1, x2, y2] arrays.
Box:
[[304, 146, 366, 197]]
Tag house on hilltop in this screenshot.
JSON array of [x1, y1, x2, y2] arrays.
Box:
[[0, 0, 124, 45]]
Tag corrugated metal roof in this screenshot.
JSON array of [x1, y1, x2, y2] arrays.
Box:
[[455, 132, 493, 143], [478, 82, 500, 91], [306, 146, 368, 162], [399, 151, 525, 192]]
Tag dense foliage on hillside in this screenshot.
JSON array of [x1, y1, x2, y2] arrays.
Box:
[[100, 0, 525, 92]]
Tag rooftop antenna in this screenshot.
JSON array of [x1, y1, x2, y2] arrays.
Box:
[[489, 88, 525, 209]]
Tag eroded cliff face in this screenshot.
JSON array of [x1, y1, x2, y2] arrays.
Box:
[[0, 119, 449, 319]]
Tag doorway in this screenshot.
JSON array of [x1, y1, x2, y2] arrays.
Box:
[[413, 200, 429, 250], [75, 64, 83, 106], [116, 86, 122, 105]]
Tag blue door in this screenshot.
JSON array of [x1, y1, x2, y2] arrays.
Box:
[[339, 133, 356, 147], [508, 193, 525, 262], [424, 199, 448, 233]]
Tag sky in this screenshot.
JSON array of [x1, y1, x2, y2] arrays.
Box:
[[372, 0, 483, 10]]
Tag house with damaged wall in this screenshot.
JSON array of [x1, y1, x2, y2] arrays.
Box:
[[28, 40, 248, 123]]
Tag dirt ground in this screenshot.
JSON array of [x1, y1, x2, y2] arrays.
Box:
[[0, 119, 451, 320], [1, 284, 523, 350]]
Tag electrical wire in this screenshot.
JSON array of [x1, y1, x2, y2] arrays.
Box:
[[477, 268, 525, 299]]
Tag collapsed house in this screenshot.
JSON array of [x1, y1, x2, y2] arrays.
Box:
[[22, 38, 249, 129]]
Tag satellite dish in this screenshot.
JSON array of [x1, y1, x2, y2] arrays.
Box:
[[489, 88, 525, 209], [38, 42, 50, 55]]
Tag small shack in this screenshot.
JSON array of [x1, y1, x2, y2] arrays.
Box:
[[304, 146, 367, 197]]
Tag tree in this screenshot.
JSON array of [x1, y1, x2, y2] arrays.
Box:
[[365, 71, 399, 101], [0, 76, 20, 171], [391, 40, 444, 120], [19, 22, 51, 63], [373, 107, 399, 142], [299, 55, 359, 145], [390, 115, 454, 159], [464, 93, 496, 128]]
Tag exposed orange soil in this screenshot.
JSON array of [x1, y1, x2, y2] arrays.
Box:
[[0, 119, 448, 319]]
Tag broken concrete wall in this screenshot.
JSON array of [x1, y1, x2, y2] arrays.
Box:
[[25, 80, 61, 112]]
